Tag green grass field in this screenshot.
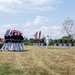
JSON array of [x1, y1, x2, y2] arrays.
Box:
[[0, 46, 75, 75]]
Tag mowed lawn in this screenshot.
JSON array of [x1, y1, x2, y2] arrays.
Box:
[[0, 46, 75, 75]]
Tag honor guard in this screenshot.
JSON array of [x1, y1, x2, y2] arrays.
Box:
[[33, 39, 36, 46], [54, 39, 57, 46], [1, 34, 9, 50], [69, 39, 72, 47], [45, 36, 50, 49], [64, 39, 67, 47], [74, 40, 75, 46], [20, 34, 24, 50], [59, 39, 62, 46], [41, 38, 44, 46]]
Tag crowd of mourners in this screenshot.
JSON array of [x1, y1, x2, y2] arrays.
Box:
[[1, 32, 24, 51]]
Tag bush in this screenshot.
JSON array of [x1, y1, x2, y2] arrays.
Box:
[[24, 41, 33, 45], [0, 44, 3, 49]]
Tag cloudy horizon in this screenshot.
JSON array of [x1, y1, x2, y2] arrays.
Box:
[[0, 0, 75, 39]]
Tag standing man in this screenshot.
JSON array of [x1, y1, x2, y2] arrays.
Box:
[[59, 39, 62, 47], [54, 39, 57, 46], [33, 39, 36, 46], [36, 39, 38, 46], [74, 40, 75, 46], [41, 38, 44, 46], [19, 34, 24, 50], [45, 36, 50, 49], [64, 39, 67, 47], [1, 34, 9, 51], [68, 39, 72, 47]]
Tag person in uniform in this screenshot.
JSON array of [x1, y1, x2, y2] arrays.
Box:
[[19, 33, 24, 50], [9, 33, 13, 51], [14, 33, 19, 51], [33, 39, 36, 46], [54, 39, 57, 46], [74, 40, 75, 46], [68, 39, 72, 47], [45, 36, 50, 49], [10, 32, 15, 51], [14, 32, 21, 51], [59, 39, 62, 46], [41, 38, 44, 46], [7, 35, 12, 51], [1, 34, 9, 51], [38, 39, 40, 46], [64, 39, 67, 47], [36, 39, 38, 46]]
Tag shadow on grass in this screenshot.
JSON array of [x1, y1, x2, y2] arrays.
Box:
[[11, 50, 30, 52], [48, 47, 71, 50], [0, 50, 30, 52]]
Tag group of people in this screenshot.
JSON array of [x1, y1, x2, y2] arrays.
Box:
[[33, 38, 44, 46], [33, 36, 75, 49], [33, 36, 50, 49], [54, 39, 75, 47], [1, 29, 75, 51], [1, 32, 24, 51]]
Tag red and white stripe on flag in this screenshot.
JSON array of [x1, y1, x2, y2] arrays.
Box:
[[34, 32, 38, 39]]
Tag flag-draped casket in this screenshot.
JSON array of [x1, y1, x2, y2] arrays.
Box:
[[5, 29, 23, 36]]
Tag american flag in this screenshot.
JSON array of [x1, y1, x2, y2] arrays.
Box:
[[5, 29, 11, 36], [34, 32, 38, 39], [5, 29, 23, 36], [39, 31, 41, 39]]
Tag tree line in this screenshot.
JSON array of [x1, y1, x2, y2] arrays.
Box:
[[0, 18, 75, 47], [23, 35, 74, 46]]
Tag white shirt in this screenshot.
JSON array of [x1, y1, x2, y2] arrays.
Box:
[[46, 37, 50, 44]]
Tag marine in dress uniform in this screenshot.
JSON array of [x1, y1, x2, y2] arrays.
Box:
[[59, 39, 62, 46], [74, 40, 75, 46], [41, 39, 44, 46], [1, 34, 8, 50], [46, 36, 50, 49], [19, 34, 24, 50], [64, 39, 67, 47], [68, 39, 72, 47], [54, 39, 57, 46]]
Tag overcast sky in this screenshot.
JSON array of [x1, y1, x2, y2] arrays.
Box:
[[0, 0, 75, 39]]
